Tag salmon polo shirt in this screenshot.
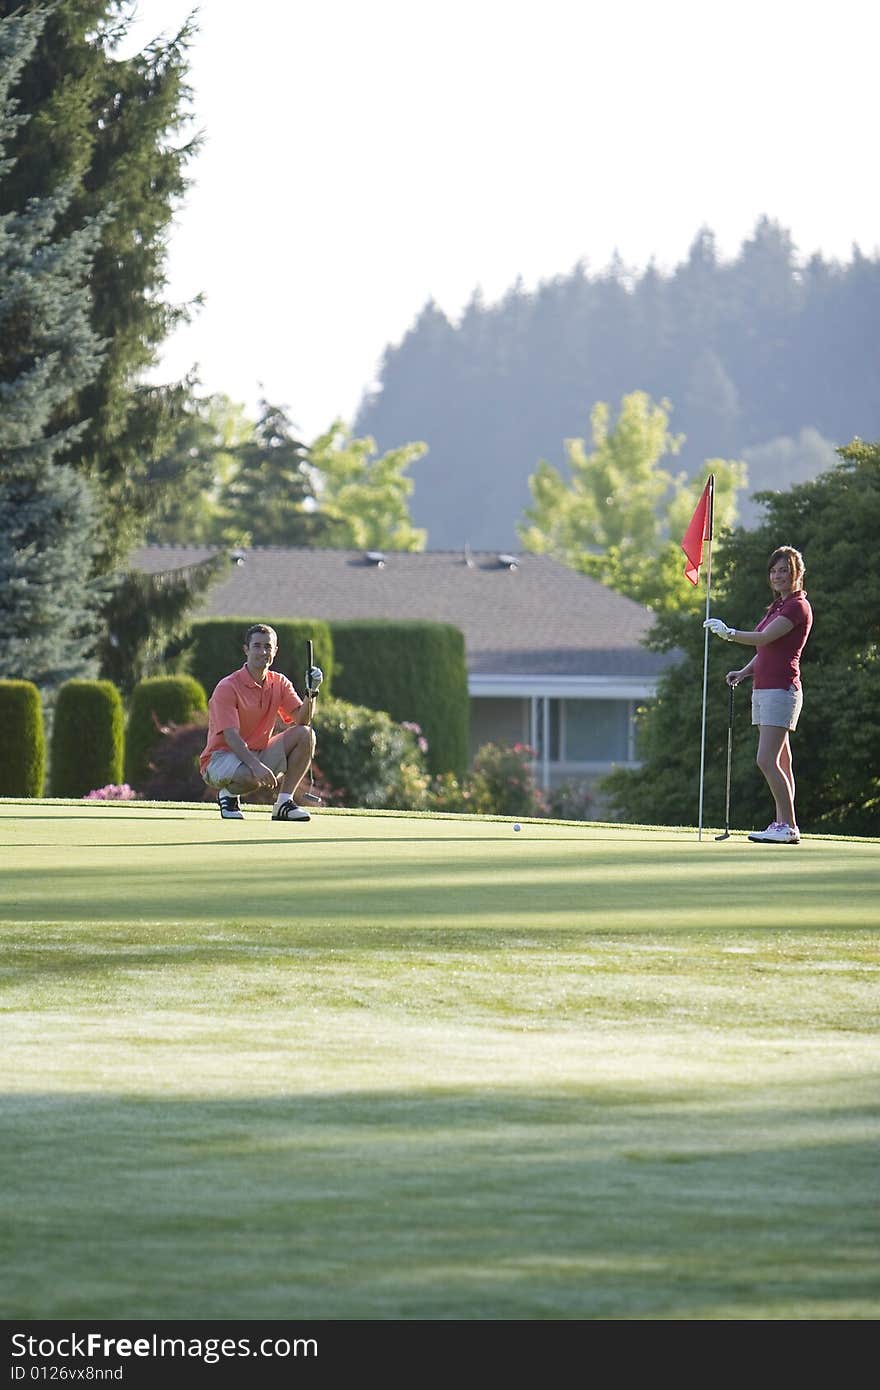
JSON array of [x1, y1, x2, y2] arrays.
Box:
[[199, 666, 302, 774]]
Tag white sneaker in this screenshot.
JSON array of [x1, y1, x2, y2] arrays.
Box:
[[748, 820, 781, 840], [218, 792, 244, 820], [748, 821, 800, 844], [272, 801, 310, 822]]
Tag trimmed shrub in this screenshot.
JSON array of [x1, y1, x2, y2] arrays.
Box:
[[189, 619, 334, 700], [125, 675, 208, 789], [329, 620, 468, 778], [468, 742, 546, 818], [50, 680, 125, 798], [424, 771, 473, 813], [137, 717, 213, 803], [0, 680, 45, 796], [546, 779, 595, 821], [137, 715, 340, 807], [314, 695, 429, 809]]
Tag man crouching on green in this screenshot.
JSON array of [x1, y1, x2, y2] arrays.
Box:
[[200, 623, 322, 821]]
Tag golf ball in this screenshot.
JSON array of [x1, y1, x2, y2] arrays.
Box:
[[513, 823, 521, 832]]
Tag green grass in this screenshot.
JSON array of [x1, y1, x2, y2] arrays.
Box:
[[1, 799, 878, 1320]]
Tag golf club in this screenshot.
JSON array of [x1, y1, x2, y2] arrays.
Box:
[[300, 637, 322, 805], [715, 680, 735, 841]]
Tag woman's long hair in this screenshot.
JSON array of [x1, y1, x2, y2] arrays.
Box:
[[765, 545, 806, 609]]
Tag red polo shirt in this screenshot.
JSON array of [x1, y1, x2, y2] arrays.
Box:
[[199, 666, 302, 773], [753, 591, 813, 691]]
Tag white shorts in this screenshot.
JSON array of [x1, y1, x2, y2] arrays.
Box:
[[752, 685, 803, 731], [203, 734, 289, 789]]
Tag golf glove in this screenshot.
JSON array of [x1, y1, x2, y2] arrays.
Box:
[[704, 617, 735, 641], [306, 665, 324, 693]]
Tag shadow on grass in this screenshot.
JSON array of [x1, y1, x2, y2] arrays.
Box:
[[1, 814, 214, 823], [2, 1088, 877, 1321], [0, 850, 876, 935], [0, 836, 567, 849], [2, 920, 878, 992]]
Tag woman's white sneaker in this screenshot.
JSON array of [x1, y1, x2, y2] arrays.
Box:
[[748, 821, 800, 844]]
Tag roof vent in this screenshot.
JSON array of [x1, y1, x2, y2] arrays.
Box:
[[463, 542, 475, 569], [497, 552, 519, 570], [364, 550, 386, 568]]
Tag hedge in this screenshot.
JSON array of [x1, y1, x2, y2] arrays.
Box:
[[188, 619, 335, 701], [328, 620, 468, 778], [50, 680, 125, 798], [125, 675, 208, 789], [0, 680, 45, 796]]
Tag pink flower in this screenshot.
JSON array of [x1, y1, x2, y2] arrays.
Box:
[[84, 784, 139, 801]]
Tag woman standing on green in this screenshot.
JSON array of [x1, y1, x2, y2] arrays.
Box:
[[704, 546, 813, 844]]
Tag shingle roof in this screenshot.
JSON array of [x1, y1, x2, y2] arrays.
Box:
[[130, 546, 677, 679]]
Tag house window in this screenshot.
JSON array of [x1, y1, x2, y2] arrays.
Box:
[[532, 698, 633, 768], [474, 695, 637, 776], [562, 699, 630, 762], [470, 698, 529, 762]]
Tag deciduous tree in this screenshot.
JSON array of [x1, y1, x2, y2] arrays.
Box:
[[308, 423, 427, 552], [518, 391, 746, 611]]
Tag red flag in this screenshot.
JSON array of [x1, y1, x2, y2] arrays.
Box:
[[681, 476, 714, 585]]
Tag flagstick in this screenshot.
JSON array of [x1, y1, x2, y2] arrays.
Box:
[[697, 536, 713, 841], [680, 472, 716, 841]]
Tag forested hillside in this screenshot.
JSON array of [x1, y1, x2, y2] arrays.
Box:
[[355, 219, 880, 549]]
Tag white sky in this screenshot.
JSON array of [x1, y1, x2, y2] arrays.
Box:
[[121, 0, 878, 439]]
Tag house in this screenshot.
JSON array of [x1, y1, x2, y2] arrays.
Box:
[[131, 546, 679, 794]]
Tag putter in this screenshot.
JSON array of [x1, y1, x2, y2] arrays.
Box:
[[301, 637, 322, 805], [715, 680, 735, 841]]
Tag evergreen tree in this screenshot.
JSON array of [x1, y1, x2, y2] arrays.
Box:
[[146, 396, 429, 552], [96, 553, 230, 696], [220, 399, 336, 547], [681, 348, 740, 460], [356, 221, 880, 551], [0, 0, 199, 563], [0, 7, 104, 691], [145, 392, 253, 546], [738, 428, 838, 528]]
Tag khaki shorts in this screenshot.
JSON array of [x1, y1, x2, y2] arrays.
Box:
[[752, 685, 803, 731], [203, 733, 289, 789]]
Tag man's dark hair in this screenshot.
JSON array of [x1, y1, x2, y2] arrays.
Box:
[[243, 623, 278, 647]]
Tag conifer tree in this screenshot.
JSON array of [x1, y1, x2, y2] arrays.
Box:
[[357, 222, 880, 552], [0, 0, 199, 564], [0, 8, 104, 691], [220, 400, 338, 548], [96, 555, 230, 696], [144, 393, 253, 546]]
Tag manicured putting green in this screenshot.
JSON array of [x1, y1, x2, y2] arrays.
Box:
[[1, 800, 878, 1319]]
